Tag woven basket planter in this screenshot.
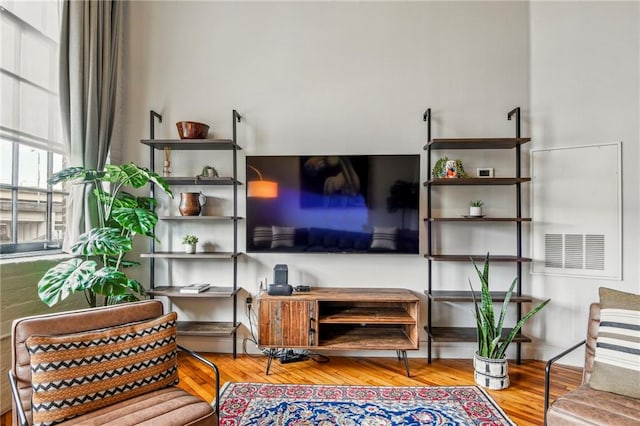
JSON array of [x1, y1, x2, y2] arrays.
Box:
[[473, 352, 510, 390]]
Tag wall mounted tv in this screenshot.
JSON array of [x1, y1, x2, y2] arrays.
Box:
[[246, 155, 420, 254]]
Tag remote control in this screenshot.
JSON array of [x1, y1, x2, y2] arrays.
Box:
[[295, 285, 311, 292]]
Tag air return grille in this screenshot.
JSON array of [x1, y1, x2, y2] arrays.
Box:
[[544, 233, 605, 271]]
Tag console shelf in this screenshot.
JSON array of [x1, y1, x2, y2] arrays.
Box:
[[425, 177, 531, 186], [426, 217, 531, 222], [177, 321, 239, 337], [424, 254, 531, 262], [147, 286, 240, 298], [141, 252, 240, 259], [141, 139, 240, 150], [427, 290, 533, 303], [424, 138, 531, 150], [160, 215, 242, 221], [162, 177, 241, 186], [426, 327, 531, 343]]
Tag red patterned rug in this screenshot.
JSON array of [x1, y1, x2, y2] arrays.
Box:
[[218, 382, 515, 425]]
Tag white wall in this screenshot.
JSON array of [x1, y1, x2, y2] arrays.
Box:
[[529, 1, 639, 364], [122, 0, 532, 357]]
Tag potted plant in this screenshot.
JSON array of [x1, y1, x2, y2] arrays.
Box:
[[182, 234, 199, 253], [200, 165, 219, 177], [469, 254, 550, 390], [37, 163, 173, 307], [470, 200, 483, 217]]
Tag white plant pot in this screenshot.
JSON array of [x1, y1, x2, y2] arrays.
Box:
[[473, 352, 510, 390], [469, 206, 483, 217], [184, 243, 196, 254]]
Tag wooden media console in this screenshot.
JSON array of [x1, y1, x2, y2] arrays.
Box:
[[258, 287, 420, 376]]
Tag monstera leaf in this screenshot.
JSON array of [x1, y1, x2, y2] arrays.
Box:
[[112, 207, 158, 236], [71, 227, 132, 256], [48, 166, 106, 185], [37, 258, 97, 307]]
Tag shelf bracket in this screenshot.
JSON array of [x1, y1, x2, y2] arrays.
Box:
[[507, 107, 521, 139], [150, 110, 162, 139], [423, 108, 431, 142]]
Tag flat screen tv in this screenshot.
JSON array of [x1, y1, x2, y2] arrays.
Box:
[[246, 155, 420, 254]]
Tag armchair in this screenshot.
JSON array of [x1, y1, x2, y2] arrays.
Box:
[[544, 302, 640, 425], [9, 300, 219, 426]]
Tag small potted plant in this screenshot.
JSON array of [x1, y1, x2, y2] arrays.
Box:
[[182, 234, 199, 254], [470, 254, 550, 389], [200, 165, 218, 178], [470, 200, 483, 217]]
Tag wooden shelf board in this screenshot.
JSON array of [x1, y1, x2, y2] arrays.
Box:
[[159, 215, 243, 221], [425, 254, 532, 262], [424, 138, 531, 150], [177, 321, 239, 337], [319, 326, 417, 350], [141, 252, 240, 259], [319, 307, 416, 324], [426, 217, 531, 222], [426, 290, 533, 302], [148, 286, 240, 298], [426, 327, 531, 343], [141, 139, 241, 150], [424, 177, 531, 186], [163, 177, 241, 186]]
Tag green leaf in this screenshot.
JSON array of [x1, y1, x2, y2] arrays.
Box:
[[112, 207, 158, 236], [71, 227, 132, 256], [105, 257, 141, 269], [48, 167, 105, 186], [496, 298, 551, 358], [139, 167, 173, 198], [136, 196, 158, 210], [93, 189, 138, 209], [37, 259, 97, 306], [87, 267, 129, 296]]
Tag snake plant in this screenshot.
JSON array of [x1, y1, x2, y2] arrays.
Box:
[[37, 163, 173, 307], [470, 253, 550, 359]]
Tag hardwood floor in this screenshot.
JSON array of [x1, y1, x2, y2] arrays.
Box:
[[178, 353, 583, 426], [1, 354, 582, 425]]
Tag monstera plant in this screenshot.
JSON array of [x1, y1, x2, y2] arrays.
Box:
[[38, 163, 173, 307]]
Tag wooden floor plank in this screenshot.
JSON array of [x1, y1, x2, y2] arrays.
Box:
[[2, 355, 582, 425]]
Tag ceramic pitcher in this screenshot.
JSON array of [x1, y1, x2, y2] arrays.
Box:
[[179, 192, 206, 216]]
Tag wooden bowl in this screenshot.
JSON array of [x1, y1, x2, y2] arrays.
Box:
[[176, 121, 210, 139]]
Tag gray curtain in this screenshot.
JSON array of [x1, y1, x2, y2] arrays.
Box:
[[59, 0, 123, 252]]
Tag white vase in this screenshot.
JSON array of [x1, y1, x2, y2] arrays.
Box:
[[184, 243, 196, 254], [473, 352, 510, 390], [469, 206, 483, 217]]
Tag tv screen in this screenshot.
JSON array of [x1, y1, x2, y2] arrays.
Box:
[[246, 155, 420, 254]]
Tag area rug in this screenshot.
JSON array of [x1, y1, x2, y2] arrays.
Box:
[[218, 382, 515, 425]]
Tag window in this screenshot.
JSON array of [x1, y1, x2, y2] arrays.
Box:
[[0, 1, 66, 255]]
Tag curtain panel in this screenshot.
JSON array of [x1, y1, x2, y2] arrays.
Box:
[[59, 0, 123, 252]]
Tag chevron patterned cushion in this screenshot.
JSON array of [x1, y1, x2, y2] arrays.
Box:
[[26, 312, 179, 426], [589, 287, 640, 398]]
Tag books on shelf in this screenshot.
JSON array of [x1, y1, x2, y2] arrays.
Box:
[[179, 283, 210, 294]]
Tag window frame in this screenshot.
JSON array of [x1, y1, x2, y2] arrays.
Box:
[[0, 3, 65, 257]]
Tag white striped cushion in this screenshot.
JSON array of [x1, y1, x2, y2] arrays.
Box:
[[589, 287, 640, 398]]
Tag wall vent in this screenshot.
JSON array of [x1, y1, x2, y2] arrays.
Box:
[[532, 143, 621, 279], [585, 234, 605, 270], [543, 233, 605, 271]]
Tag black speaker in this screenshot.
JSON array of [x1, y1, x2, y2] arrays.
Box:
[[268, 284, 294, 296], [274, 264, 288, 285]]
